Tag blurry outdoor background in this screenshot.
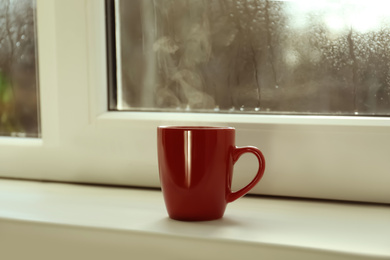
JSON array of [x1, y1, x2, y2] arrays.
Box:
[[117, 0, 390, 115], [2, 0, 390, 138], [0, 0, 38, 137]]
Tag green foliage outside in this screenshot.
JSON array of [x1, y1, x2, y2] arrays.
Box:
[[0, 71, 22, 135]]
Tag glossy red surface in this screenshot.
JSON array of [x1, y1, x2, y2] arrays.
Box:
[[157, 126, 265, 221]]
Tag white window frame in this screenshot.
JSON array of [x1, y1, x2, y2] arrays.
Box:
[[1, 0, 390, 204]]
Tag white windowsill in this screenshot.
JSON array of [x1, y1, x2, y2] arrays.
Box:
[[0, 179, 389, 260]]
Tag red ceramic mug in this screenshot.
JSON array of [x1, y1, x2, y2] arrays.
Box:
[[157, 126, 266, 221]]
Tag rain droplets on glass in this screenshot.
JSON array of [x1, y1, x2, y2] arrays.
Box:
[[116, 0, 390, 115]]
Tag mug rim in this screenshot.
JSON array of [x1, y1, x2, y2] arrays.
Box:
[[158, 126, 235, 130]]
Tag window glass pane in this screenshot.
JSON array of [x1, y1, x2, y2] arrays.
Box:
[[0, 0, 39, 137], [111, 0, 390, 116]]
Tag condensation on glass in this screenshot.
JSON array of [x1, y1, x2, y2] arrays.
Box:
[[113, 0, 390, 116], [0, 0, 39, 137]]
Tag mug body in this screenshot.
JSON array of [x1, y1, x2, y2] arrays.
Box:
[[157, 126, 235, 221]]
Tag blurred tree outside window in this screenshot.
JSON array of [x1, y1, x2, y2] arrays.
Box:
[[0, 0, 39, 138], [113, 0, 390, 116]]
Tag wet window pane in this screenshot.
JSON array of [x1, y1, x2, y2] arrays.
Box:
[[112, 0, 390, 116], [0, 0, 39, 137]]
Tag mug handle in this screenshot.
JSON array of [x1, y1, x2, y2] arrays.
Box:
[[227, 146, 266, 203]]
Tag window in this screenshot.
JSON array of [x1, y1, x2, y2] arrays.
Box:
[[0, 0, 40, 137], [112, 0, 390, 116], [1, 0, 389, 204]]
